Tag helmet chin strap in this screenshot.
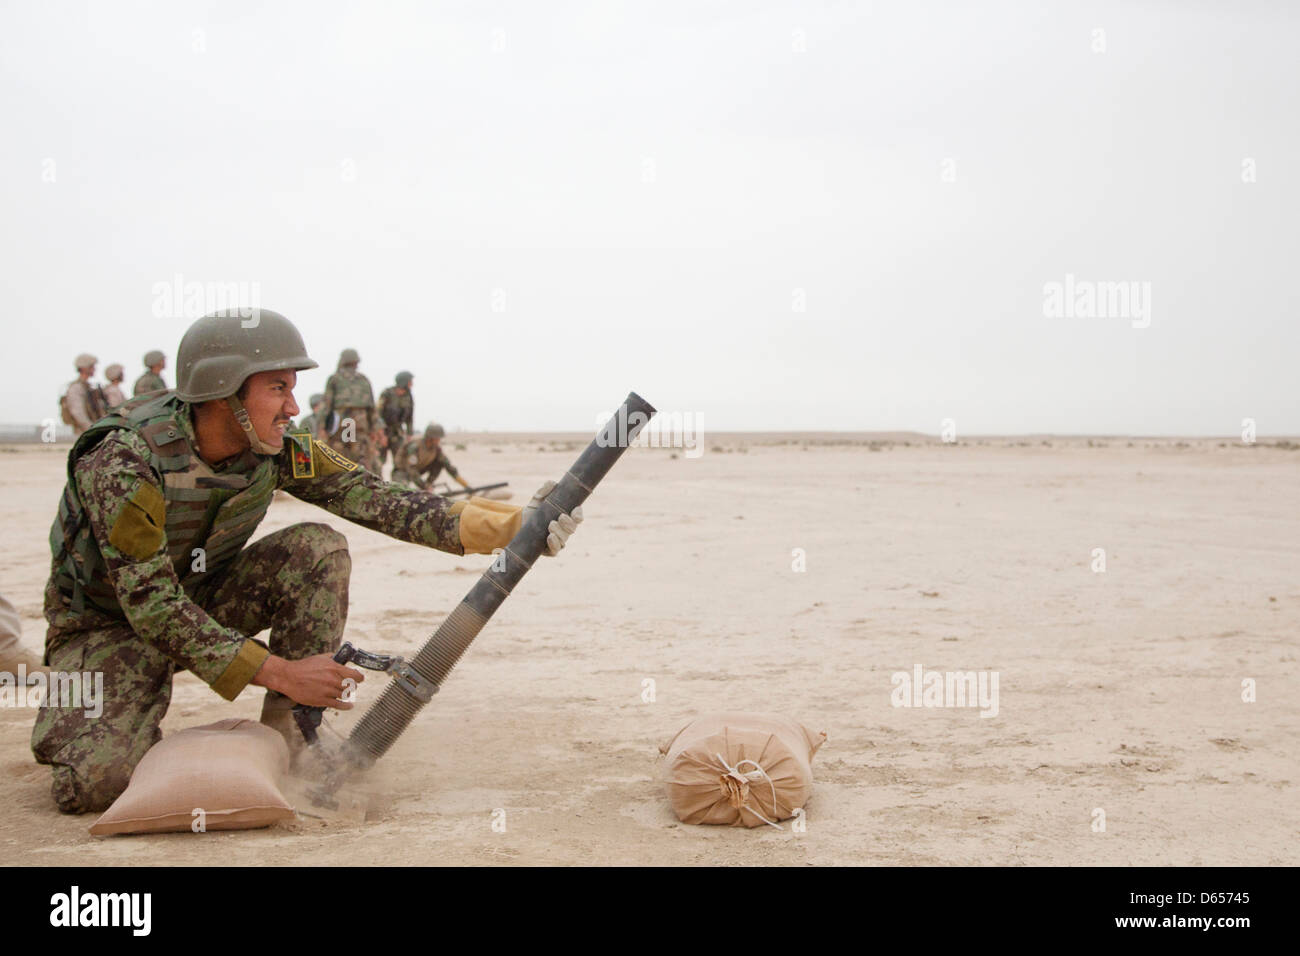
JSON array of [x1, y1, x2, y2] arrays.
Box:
[[226, 396, 284, 456]]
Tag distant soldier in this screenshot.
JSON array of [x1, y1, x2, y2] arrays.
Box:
[[133, 350, 167, 397], [392, 423, 472, 491], [103, 364, 127, 409], [296, 393, 326, 435], [62, 354, 108, 436], [319, 348, 378, 470], [376, 371, 415, 470]]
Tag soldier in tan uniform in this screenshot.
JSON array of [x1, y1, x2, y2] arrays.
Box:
[[319, 348, 379, 471], [103, 364, 126, 409], [63, 354, 108, 436], [132, 350, 167, 397], [1, 593, 47, 678], [32, 310, 583, 813]]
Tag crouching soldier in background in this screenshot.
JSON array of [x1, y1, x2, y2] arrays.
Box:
[[391, 423, 472, 491], [33, 309, 582, 813]]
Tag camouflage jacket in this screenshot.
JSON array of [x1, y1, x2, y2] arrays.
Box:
[[377, 386, 414, 435], [46, 392, 466, 700], [322, 368, 376, 430], [399, 438, 460, 486], [132, 371, 166, 397]]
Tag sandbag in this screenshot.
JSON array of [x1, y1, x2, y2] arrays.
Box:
[[659, 712, 826, 828], [90, 718, 295, 836]]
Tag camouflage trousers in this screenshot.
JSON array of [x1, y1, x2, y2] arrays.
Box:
[[328, 406, 380, 472], [377, 427, 408, 472], [31, 522, 350, 814]]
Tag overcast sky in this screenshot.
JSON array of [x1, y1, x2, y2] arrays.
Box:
[[2, 1, 1296, 435]]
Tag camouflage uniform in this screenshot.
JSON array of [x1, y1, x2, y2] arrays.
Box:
[[296, 393, 326, 436], [321, 367, 378, 471], [392, 436, 462, 489], [376, 386, 414, 470], [132, 371, 166, 397], [32, 392, 472, 813]]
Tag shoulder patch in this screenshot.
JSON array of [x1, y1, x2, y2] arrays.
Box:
[[316, 440, 359, 476], [107, 481, 166, 560], [321, 437, 364, 476]]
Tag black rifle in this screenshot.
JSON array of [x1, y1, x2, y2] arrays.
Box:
[[299, 392, 655, 806], [438, 481, 509, 499]]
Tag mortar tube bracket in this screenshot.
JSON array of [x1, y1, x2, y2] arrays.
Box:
[[389, 659, 440, 703]]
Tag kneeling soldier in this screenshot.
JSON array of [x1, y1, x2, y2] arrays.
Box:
[[392, 423, 471, 491], [32, 309, 581, 813]]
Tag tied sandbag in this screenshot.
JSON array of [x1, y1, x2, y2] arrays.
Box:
[[89, 718, 295, 836], [659, 712, 826, 828]]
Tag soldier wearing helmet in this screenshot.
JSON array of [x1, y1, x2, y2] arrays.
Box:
[[62, 354, 108, 436], [391, 422, 472, 491], [295, 393, 327, 436], [132, 350, 167, 397], [319, 347, 379, 472], [375, 370, 415, 473], [32, 310, 583, 814], [102, 364, 126, 409]]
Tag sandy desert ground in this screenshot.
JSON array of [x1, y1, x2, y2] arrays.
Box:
[[1, 433, 1297, 866]]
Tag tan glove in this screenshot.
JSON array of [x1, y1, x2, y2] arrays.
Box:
[[452, 496, 523, 554]]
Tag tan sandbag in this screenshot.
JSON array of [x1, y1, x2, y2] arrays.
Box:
[[659, 712, 826, 828], [90, 718, 295, 836]]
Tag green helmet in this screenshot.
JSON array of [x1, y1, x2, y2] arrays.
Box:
[[143, 350, 165, 368], [424, 423, 445, 440], [175, 309, 318, 402], [339, 348, 360, 366], [309, 393, 325, 408], [395, 370, 413, 388]]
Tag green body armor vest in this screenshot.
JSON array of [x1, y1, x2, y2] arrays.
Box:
[[51, 392, 279, 616]]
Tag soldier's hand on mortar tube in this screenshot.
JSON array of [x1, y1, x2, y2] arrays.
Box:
[[252, 653, 365, 709], [525, 480, 584, 556]]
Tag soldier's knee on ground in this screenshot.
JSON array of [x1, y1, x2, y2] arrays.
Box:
[[48, 755, 134, 814]]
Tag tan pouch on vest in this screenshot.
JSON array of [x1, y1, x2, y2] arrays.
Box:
[[453, 496, 523, 554]]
